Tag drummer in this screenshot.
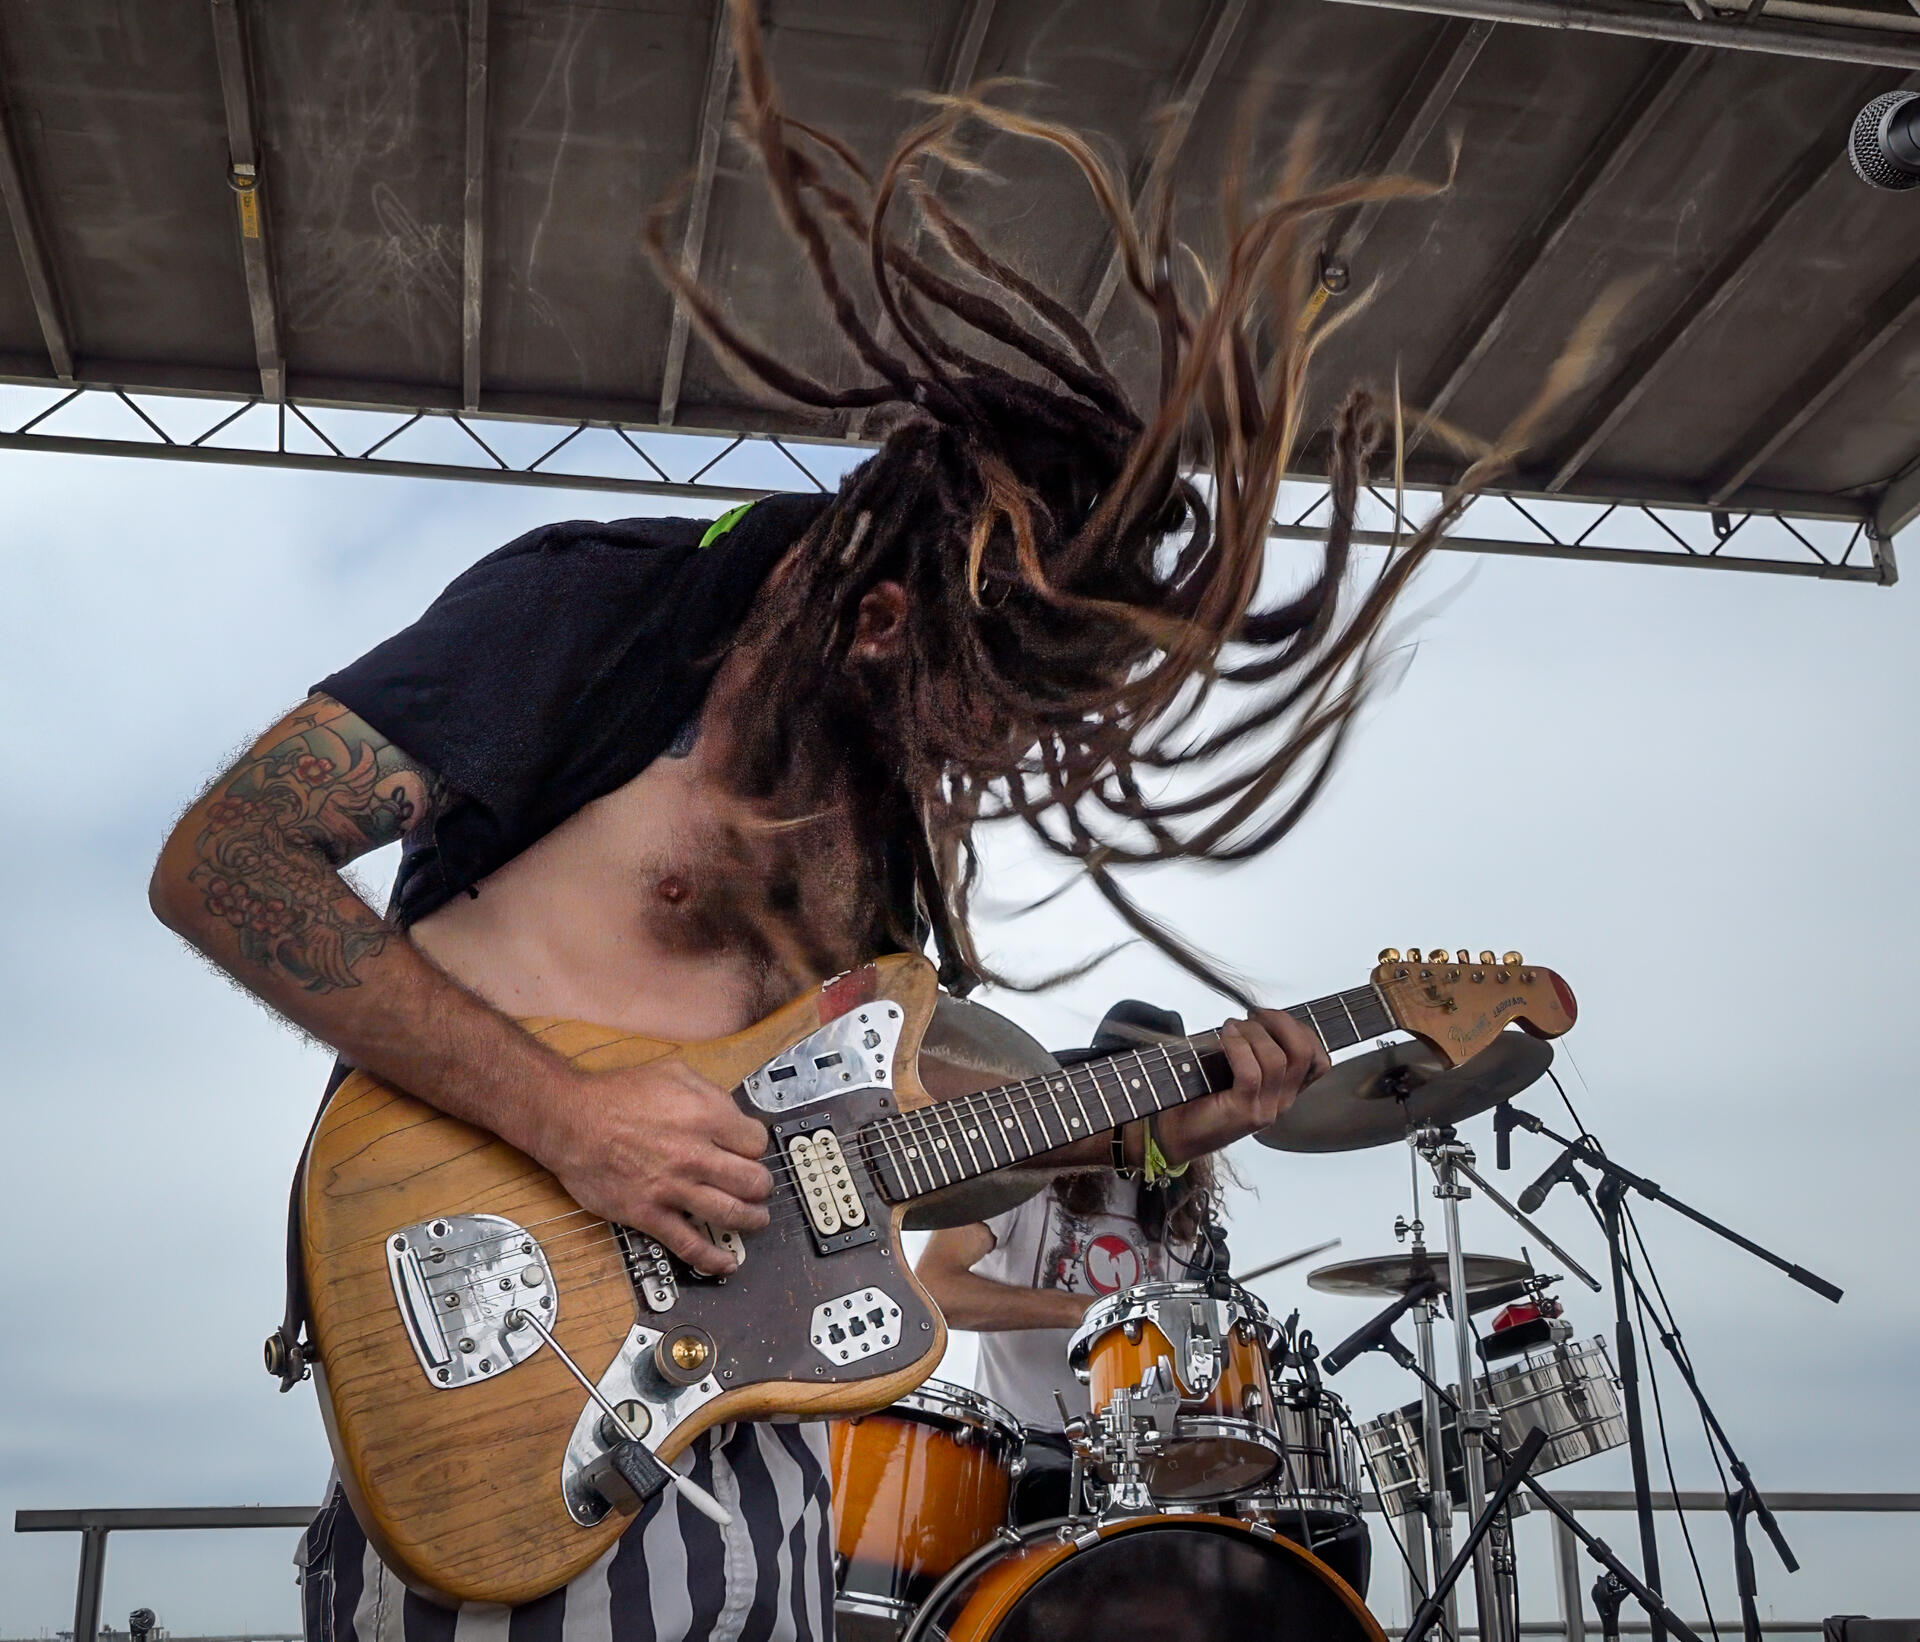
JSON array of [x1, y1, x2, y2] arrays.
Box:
[[915, 999, 1372, 1596], [915, 1002, 1225, 1512]]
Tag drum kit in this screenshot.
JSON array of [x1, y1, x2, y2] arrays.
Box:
[[827, 1009, 1650, 1642]]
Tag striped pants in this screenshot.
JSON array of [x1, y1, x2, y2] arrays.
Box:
[[297, 1425, 834, 1642]]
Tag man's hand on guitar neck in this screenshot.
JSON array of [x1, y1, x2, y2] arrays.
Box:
[[1154, 1010, 1330, 1165], [149, 693, 768, 1278]]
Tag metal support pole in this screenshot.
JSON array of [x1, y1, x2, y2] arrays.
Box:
[[1555, 1512, 1591, 1642], [1403, 1492, 1433, 1627], [73, 1525, 108, 1642], [1415, 1291, 1461, 1641], [1428, 1132, 1507, 1642], [1599, 1174, 1666, 1642]]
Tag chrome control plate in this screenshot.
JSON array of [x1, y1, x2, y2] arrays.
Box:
[[559, 1324, 726, 1525], [810, 1287, 902, 1366], [741, 1007, 901, 1114], [385, 1214, 555, 1388]]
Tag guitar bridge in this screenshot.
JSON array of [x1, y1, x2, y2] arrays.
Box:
[[384, 1214, 556, 1387]]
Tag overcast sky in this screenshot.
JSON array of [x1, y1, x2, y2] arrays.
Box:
[[3, 439, 1916, 1636]]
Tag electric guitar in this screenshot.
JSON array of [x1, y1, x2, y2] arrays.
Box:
[[301, 948, 1576, 1603]]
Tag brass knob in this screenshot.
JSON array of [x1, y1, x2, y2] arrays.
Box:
[[1379, 948, 1402, 963], [1457, 950, 1470, 964], [1479, 951, 1496, 965], [670, 1335, 711, 1372], [1503, 950, 1523, 966]]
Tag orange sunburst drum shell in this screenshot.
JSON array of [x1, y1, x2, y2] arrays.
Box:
[[1071, 1281, 1281, 1500], [829, 1380, 1024, 1612], [931, 1514, 1386, 1642]]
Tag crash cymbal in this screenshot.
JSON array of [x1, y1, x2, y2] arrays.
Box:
[[902, 994, 1057, 1231], [1255, 1029, 1552, 1153], [1308, 1252, 1535, 1313]]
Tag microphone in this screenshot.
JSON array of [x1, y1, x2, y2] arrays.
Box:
[[1851, 90, 1920, 191], [1494, 1101, 1520, 1171], [1322, 1273, 1440, 1375], [1517, 1144, 1583, 1214]]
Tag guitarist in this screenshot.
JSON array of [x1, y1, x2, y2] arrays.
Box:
[[147, 8, 1429, 1637], [151, 498, 1328, 1642]]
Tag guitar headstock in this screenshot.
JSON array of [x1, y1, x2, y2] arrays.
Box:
[[1372, 948, 1577, 1068]]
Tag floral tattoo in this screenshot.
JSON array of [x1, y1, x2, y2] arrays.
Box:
[[189, 700, 431, 992]]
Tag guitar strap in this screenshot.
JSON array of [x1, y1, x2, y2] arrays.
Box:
[[267, 1058, 352, 1391]]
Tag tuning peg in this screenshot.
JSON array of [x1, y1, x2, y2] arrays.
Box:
[[1378, 948, 1402, 963], [1407, 944, 1423, 961], [1456, 949, 1470, 964], [1503, 950, 1523, 966], [1479, 951, 1496, 965]]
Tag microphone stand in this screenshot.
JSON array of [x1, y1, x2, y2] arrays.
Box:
[[1407, 1425, 1549, 1642], [1358, 1331, 1706, 1642], [1506, 1111, 1835, 1642]]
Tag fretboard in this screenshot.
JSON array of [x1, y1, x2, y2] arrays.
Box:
[[861, 982, 1393, 1203]]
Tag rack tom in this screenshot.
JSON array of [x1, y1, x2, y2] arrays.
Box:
[[830, 1379, 1025, 1641], [1068, 1280, 1285, 1501]]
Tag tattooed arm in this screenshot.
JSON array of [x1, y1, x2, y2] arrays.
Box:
[[150, 694, 772, 1274]]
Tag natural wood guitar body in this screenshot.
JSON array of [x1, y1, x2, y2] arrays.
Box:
[[302, 953, 948, 1607]]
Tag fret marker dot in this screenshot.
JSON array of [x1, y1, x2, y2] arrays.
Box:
[[967, 1129, 979, 1140], [1069, 1117, 1081, 1127], [935, 1137, 948, 1148], [1130, 1078, 1141, 1089], [1003, 1118, 1015, 1129], [1180, 1063, 1191, 1074], [906, 1147, 919, 1158]]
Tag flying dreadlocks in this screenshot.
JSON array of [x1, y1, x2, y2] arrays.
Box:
[[646, 0, 1558, 1003]]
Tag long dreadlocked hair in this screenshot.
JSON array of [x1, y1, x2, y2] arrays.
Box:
[[647, 0, 1593, 1003]]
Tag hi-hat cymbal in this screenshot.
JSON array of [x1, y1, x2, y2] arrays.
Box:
[[1308, 1252, 1534, 1313], [1255, 1030, 1552, 1153]]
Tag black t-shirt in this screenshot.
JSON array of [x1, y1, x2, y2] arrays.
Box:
[[316, 492, 832, 928]]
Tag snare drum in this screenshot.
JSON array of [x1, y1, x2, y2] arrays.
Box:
[[1359, 1335, 1626, 1517], [829, 1380, 1025, 1640], [1235, 1381, 1364, 1526], [1068, 1280, 1284, 1501]]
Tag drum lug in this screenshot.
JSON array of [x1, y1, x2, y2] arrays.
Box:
[[1248, 1520, 1278, 1541], [1072, 1525, 1102, 1550]]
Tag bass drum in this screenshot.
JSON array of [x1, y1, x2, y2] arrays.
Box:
[[906, 1515, 1385, 1642]]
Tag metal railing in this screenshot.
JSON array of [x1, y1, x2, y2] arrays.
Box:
[[1384, 1490, 1920, 1642], [14, 1507, 316, 1642], [16, 1492, 1919, 1642]]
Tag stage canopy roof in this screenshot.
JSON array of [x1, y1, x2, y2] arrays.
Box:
[[4, 0, 1919, 583]]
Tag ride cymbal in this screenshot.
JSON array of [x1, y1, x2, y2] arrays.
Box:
[[1307, 1252, 1534, 1313], [1255, 1030, 1552, 1153]]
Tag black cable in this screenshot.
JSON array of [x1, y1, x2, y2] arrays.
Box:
[[1622, 1204, 1734, 1500], [1624, 1226, 1723, 1642], [1330, 1394, 1451, 1642]]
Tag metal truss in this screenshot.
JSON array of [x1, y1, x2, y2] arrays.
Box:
[[0, 379, 1895, 584]]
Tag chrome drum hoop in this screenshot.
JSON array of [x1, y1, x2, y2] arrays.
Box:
[[889, 1377, 1027, 1459], [1067, 1280, 1281, 1383]]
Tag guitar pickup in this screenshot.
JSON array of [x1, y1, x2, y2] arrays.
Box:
[[774, 1114, 879, 1254]]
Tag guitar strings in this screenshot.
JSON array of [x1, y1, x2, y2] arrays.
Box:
[[309, 1060, 1213, 1344], [310, 1029, 1269, 1339], [313, 1059, 1173, 1335], [326, 1031, 1231, 1270], [309, 1051, 1223, 1338]]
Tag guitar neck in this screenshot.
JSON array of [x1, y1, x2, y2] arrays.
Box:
[[864, 982, 1393, 1204]]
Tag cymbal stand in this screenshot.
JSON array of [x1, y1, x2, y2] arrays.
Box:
[[1415, 1125, 1511, 1642], [1394, 1198, 1460, 1642]]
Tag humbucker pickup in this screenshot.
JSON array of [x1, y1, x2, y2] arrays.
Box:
[[772, 1111, 878, 1253]]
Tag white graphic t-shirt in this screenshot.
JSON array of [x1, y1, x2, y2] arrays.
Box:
[[972, 1175, 1187, 1430]]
